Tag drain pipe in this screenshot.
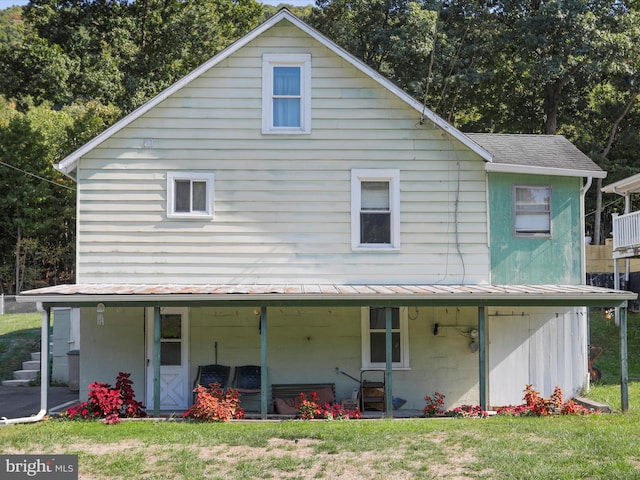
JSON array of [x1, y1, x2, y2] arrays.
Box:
[[0, 304, 49, 426]]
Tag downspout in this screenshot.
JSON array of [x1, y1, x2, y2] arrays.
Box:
[[0, 304, 49, 426], [580, 177, 592, 283]]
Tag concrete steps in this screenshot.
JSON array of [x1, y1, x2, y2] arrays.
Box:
[[2, 352, 41, 387]]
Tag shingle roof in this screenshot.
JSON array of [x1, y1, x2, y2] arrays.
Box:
[[467, 134, 605, 178]]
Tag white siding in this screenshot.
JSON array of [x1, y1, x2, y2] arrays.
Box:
[[76, 22, 489, 285]]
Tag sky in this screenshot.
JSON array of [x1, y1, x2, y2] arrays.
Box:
[[1, 0, 314, 8]]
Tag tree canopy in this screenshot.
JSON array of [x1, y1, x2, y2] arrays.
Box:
[[0, 0, 638, 292]]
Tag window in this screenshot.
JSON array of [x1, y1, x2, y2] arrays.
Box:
[[167, 172, 214, 218], [514, 185, 551, 237], [262, 54, 311, 134], [361, 307, 410, 369], [351, 169, 400, 249]]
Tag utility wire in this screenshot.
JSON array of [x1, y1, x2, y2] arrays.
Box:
[[0, 160, 75, 191]]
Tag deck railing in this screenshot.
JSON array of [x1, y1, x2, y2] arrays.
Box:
[[612, 212, 640, 251]]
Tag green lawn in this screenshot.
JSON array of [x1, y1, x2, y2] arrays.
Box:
[[0, 310, 638, 479]]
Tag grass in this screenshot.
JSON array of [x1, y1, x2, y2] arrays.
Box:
[[0, 312, 41, 382], [0, 311, 639, 479]]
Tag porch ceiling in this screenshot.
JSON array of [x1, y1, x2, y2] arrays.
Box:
[[17, 283, 636, 308]]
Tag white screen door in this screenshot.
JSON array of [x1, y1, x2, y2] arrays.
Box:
[[146, 307, 189, 410]]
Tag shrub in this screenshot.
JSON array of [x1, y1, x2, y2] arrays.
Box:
[[297, 392, 361, 420], [423, 392, 446, 417], [62, 372, 146, 424], [496, 384, 592, 417], [182, 383, 245, 422], [423, 391, 487, 418]]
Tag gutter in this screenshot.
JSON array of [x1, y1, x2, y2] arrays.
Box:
[[0, 305, 49, 426]]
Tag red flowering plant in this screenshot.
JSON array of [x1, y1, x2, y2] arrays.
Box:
[[496, 384, 592, 417], [423, 391, 486, 418], [446, 405, 488, 418], [182, 383, 245, 422], [423, 392, 446, 417], [61, 372, 146, 424], [298, 391, 322, 419], [297, 392, 361, 420]]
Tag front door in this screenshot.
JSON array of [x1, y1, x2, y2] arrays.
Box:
[[146, 307, 189, 411]]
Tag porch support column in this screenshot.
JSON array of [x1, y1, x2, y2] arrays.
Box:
[[260, 306, 268, 420], [478, 306, 487, 411], [620, 304, 629, 413], [39, 306, 50, 415], [385, 307, 393, 417], [153, 307, 161, 418], [614, 257, 621, 327]]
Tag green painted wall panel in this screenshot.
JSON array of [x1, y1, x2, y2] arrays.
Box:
[[489, 173, 583, 284]]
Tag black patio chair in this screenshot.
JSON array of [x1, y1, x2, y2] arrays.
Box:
[[193, 364, 231, 400], [232, 365, 261, 397]]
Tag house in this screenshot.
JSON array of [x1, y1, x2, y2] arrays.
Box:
[[16, 9, 634, 420]]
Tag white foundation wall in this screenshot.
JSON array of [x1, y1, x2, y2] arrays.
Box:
[[190, 306, 481, 412], [74, 305, 587, 412], [78, 306, 146, 399]]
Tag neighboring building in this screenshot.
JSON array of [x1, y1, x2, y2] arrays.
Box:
[[19, 10, 634, 417]]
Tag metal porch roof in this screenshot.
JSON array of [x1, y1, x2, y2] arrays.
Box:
[[18, 283, 636, 308]]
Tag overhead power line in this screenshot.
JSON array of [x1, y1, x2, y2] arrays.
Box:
[[0, 160, 75, 191]]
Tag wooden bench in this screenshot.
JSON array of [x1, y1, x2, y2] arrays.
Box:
[[271, 383, 336, 414]]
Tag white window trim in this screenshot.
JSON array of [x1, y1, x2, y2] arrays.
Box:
[[262, 53, 312, 134], [351, 169, 400, 250], [167, 172, 215, 219], [513, 184, 552, 238], [360, 307, 410, 370]]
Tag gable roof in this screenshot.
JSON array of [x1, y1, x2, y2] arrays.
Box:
[[55, 9, 492, 178], [468, 133, 606, 178]]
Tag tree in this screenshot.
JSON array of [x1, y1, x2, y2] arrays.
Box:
[[309, 0, 437, 99], [0, 99, 120, 292]]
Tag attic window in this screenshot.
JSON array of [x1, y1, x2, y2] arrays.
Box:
[[167, 172, 214, 219], [262, 54, 311, 134], [514, 185, 551, 237]]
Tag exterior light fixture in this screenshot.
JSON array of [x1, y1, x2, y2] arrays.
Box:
[[97, 303, 105, 325]]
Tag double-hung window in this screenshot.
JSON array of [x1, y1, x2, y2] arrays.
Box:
[[361, 307, 410, 369], [262, 54, 311, 134], [351, 169, 400, 249], [167, 172, 214, 219], [513, 185, 551, 237]]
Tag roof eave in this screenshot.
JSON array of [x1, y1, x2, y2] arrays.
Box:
[[18, 291, 634, 309], [485, 162, 606, 179], [602, 172, 640, 196]]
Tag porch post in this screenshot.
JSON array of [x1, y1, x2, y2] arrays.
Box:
[[478, 306, 487, 411], [614, 257, 621, 327], [260, 306, 268, 420], [40, 306, 50, 414], [153, 307, 161, 418], [620, 304, 629, 413], [385, 307, 393, 417]]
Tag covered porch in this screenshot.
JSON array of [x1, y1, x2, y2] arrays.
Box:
[[11, 283, 636, 424]]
